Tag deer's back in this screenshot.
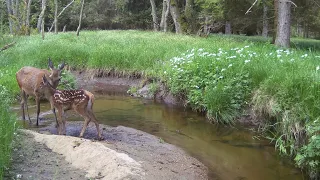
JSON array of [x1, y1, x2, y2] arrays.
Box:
[[16, 66, 50, 96]]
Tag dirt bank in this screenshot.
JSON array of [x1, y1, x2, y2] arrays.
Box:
[[6, 121, 208, 180]]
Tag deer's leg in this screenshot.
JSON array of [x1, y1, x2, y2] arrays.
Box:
[[25, 94, 31, 122], [35, 96, 41, 126], [88, 110, 103, 140], [20, 90, 26, 121]]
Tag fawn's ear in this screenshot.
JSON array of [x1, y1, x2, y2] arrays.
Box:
[[48, 58, 54, 70], [42, 75, 48, 84]]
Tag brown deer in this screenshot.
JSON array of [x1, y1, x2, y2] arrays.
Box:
[[16, 58, 65, 126], [40, 75, 103, 140]]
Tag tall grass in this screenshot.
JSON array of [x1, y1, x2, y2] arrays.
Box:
[[1, 30, 320, 178], [0, 85, 17, 179]]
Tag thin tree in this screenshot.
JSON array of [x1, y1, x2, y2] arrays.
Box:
[[54, 0, 58, 33], [262, 0, 269, 37], [160, 0, 170, 32], [225, 21, 231, 34], [185, 0, 195, 33], [25, 0, 32, 35], [150, 0, 159, 31], [48, 0, 74, 32], [6, 0, 13, 34], [76, 0, 84, 36], [272, 0, 278, 44], [170, 0, 182, 33], [12, 0, 20, 32], [37, 0, 46, 33]]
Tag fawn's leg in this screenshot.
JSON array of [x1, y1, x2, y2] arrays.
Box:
[[52, 107, 59, 128], [88, 110, 103, 140], [56, 106, 64, 135], [61, 109, 67, 135], [75, 105, 91, 138]]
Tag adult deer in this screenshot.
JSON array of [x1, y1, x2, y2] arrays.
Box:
[[16, 58, 65, 126], [40, 75, 103, 140]]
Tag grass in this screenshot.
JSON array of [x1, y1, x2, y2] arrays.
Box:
[[1, 30, 320, 178], [0, 85, 17, 179]]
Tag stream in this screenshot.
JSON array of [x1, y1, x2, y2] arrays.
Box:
[[14, 92, 304, 180]]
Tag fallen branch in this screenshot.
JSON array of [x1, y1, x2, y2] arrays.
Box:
[[0, 42, 16, 52]]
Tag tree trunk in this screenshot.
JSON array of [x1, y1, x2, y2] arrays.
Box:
[[275, 0, 291, 48], [6, 0, 13, 34], [303, 22, 308, 38], [170, 0, 181, 34], [262, 0, 269, 37], [41, 18, 45, 39], [13, 0, 20, 32], [204, 16, 209, 34], [272, 0, 278, 44], [76, 0, 84, 36], [163, 0, 170, 32], [160, 0, 166, 31], [37, 0, 46, 33], [54, 0, 58, 33], [225, 21, 231, 34], [25, 0, 32, 35], [185, 0, 195, 33], [150, 0, 158, 31]]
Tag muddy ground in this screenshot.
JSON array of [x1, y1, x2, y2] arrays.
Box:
[[5, 72, 208, 180], [5, 121, 208, 180]]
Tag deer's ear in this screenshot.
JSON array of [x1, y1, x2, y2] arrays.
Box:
[[58, 62, 65, 71], [48, 58, 54, 70]]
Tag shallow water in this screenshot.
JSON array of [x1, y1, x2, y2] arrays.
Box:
[[15, 93, 304, 180]]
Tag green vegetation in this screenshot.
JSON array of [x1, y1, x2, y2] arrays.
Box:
[[1, 30, 320, 178], [0, 85, 17, 179]]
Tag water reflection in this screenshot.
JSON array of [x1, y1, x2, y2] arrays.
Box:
[[90, 95, 303, 180]]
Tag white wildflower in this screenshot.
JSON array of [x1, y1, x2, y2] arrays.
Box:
[[245, 60, 251, 64], [221, 68, 226, 72], [316, 66, 320, 71], [228, 64, 233, 68]]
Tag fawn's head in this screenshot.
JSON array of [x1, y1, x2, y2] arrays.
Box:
[[40, 75, 55, 91], [48, 58, 65, 88]]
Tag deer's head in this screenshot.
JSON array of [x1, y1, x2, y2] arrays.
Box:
[[48, 58, 65, 88]]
